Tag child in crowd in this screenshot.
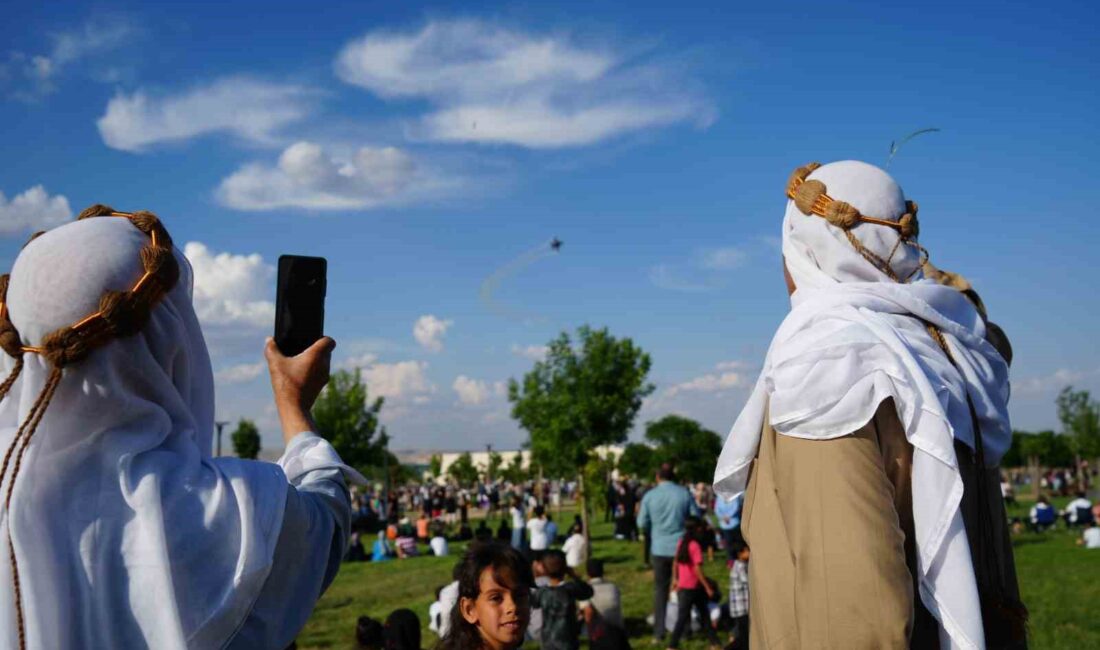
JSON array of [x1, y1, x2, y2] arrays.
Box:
[[562, 524, 587, 570], [373, 531, 394, 562], [440, 542, 534, 650], [384, 609, 422, 650], [727, 541, 750, 650], [357, 616, 385, 650], [431, 531, 450, 557], [668, 517, 720, 650], [418, 513, 431, 543], [531, 550, 594, 650]]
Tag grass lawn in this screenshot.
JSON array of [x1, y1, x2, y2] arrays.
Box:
[[298, 499, 1100, 649]]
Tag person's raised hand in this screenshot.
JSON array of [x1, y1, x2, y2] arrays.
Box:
[[264, 336, 336, 443]]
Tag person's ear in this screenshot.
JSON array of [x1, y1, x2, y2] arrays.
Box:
[[460, 597, 479, 625]]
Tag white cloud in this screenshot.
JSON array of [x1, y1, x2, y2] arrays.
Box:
[[413, 314, 453, 352], [183, 242, 275, 329], [335, 19, 713, 148], [510, 344, 548, 361], [363, 360, 434, 400], [1014, 367, 1100, 396], [4, 16, 135, 97], [97, 77, 315, 152], [715, 360, 751, 371], [651, 245, 750, 292], [648, 264, 714, 293], [453, 375, 507, 405], [699, 247, 747, 270], [338, 353, 435, 401], [214, 362, 265, 384], [0, 186, 71, 235], [665, 361, 751, 397], [217, 140, 459, 211]]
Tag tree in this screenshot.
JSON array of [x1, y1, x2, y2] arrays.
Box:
[[448, 452, 480, 485], [1057, 386, 1100, 483], [618, 442, 658, 480], [312, 369, 389, 474], [509, 325, 653, 551], [501, 453, 528, 485], [231, 418, 261, 459], [429, 453, 443, 481], [487, 450, 503, 482], [644, 414, 723, 484]]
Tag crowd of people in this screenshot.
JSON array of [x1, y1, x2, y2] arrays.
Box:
[[342, 459, 754, 650]]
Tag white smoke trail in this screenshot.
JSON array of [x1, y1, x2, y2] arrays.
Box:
[[479, 242, 556, 323]]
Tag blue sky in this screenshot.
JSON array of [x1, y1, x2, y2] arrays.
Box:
[[2, 1, 1098, 453]]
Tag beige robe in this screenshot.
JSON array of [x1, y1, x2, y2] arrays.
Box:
[[742, 399, 1022, 649]]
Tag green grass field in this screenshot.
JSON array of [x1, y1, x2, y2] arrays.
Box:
[[298, 499, 1100, 649]]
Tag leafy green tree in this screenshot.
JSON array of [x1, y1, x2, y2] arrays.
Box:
[[312, 369, 389, 474], [501, 453, 528, 485], [448, 452, 480, 485], [644, 414, 723, 484], [429, 453, 443, 480], [231, 418, 261, 460], [487, 450, 503, 482], [618, 442, 658, 480], [509, 325, 653, 547], [1057, 386, 1100, 482]]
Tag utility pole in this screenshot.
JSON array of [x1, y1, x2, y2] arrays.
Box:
[[215, 420, 230, 456]]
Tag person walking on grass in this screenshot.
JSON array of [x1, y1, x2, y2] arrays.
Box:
[[667, 517, 720, 650], [637, 463, 695, 644]]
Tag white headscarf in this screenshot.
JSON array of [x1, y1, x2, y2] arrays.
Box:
[[0, 218, 289, 649], [713, 161, 1012, 650]]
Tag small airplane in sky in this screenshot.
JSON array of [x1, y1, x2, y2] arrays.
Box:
[[550, 237, 563, 252]]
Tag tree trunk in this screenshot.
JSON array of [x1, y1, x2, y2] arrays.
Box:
[[1028, 455, 1040, 501], [578, 471, 591, 559]]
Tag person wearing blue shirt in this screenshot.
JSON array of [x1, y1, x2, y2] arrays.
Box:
[[714, 493, 744, 566], [636, 463, 694, 643]]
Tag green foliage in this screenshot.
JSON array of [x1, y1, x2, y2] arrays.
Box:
[[1014, 430, 1075, 468], [617, 442, 658, 480], [501, 453, 528, 484], [1056, 386, 1100, 460], [584, 451, 617, 514], [429, 453, 443, 479], [312, 369, 389, 473], [447, 452, 480, 485], [230, 418, 261, 460], [508, 325, 654, 478], [644, 414, 723, 483], [487, 450, 503, 481]]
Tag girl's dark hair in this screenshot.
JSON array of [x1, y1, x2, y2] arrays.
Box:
[[437, 542, 533, 650], [676, 516, 702, 564], [384, 608, 422, 650], [357, 615, 385, 650]]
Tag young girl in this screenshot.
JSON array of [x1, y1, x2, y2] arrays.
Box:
[[439, 542, 534, 650], [667, 517, 720, 650]]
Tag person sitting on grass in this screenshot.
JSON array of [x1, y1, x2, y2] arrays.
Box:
[[475, 520, 493, 542], [431, 531, 450, 557], [384, 609, 422, 650], [357, 616, 385, 650], [531, 550, 594, 650], [1029, 496, 1057, 532], [440, 542, 533, 650], [1078, 521, 1100, 549], [1064, 491, 1095, 527], [373, 531, 395, 562]]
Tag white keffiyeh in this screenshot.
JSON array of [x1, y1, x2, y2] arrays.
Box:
[[713, 160, 1011, 650], [0, 217, 356, 649]]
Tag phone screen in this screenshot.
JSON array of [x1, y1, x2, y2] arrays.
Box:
[[274, 255, 327, 356]]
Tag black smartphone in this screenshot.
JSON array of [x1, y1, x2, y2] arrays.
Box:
[[274, 255, 327, 356]]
